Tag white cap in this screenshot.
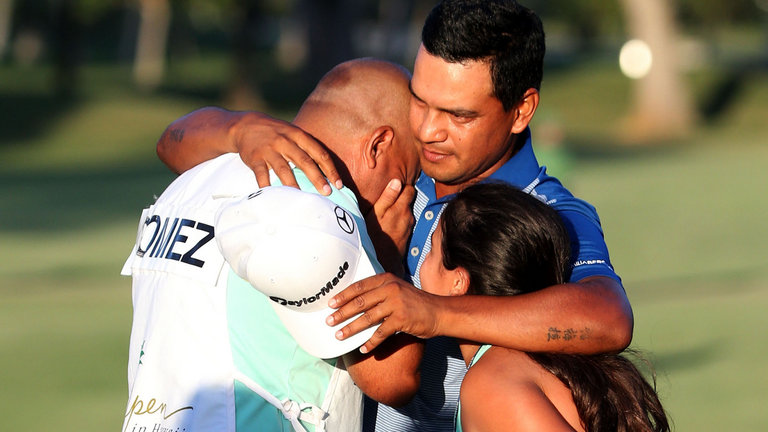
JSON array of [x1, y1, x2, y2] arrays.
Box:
[[215, 186, 379, 359]]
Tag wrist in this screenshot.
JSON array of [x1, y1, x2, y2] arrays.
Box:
[[428, 294, 454, 338], [433, 294, 477, 340], [228, 111, 265, 153]]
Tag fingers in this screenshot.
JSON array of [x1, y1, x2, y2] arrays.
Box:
[[299, 141, 343, 192], [279, 137, 333, 195], [326, 274, 409, 352], [249, 160, 272, 189], [328, 273, 395, 310], [327, 277, 385, 319], [333, 306, 388, 340], [269, 157, 300, 189], [331, 301, 399, 354], [366, 182, 415, 268], [388, 184, 416, 233], [372, 179, 403, 217], [327, 277, 441, 352], [242, 148, 296, 189], [394, 185, 416, 213], [359, 321, 399, 354], [234, 115, 340, 195]]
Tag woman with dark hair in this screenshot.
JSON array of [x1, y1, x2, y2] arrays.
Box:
[[419, 182, 669, 432]]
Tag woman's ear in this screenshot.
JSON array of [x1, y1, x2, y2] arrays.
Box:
[[510, 88, 540, 134], [450, 267, 471, 296], [362, 125, 395, 169]]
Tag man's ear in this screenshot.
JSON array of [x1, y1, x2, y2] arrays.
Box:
[[510, 88, 540, 134], [362, 125, 395, 169], [449, 267, 471, 296]]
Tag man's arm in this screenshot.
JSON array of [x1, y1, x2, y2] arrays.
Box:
[[338, 180, 422, 406], [342, 333, 423, 407], [328, 274, 633, 355], [156, 107, 239, 174], [156, 107, 341, 194]]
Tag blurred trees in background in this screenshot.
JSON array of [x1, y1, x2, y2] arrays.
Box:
[[1, 0, 765, 141], [620, 0, 696, 140], [133, 0, 170, 92], [0, 0, 12, 61]]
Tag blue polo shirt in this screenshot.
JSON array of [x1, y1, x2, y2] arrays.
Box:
[[367, 128, 621, 432]]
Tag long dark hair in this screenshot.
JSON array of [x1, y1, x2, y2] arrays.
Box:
[[439, 180, 571, 296], [440, 182, 670, 432]]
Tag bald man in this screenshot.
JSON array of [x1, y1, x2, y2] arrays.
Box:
[[121, 59, 421, 432]]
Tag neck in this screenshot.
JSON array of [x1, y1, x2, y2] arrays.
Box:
[[433, 159, 504, 200], [434, 180, 473, 200]]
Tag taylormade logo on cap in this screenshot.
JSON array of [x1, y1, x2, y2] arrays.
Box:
[[269, 261, 350, 307]]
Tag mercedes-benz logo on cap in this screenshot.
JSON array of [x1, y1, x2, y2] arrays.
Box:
[[334, 206, 355, 234]]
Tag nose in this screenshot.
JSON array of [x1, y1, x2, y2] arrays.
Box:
[[415, 109, 448, 144]]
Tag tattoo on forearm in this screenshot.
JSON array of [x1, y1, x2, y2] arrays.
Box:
[[546, 327, 591, 342], [169, 128, 185, 143]]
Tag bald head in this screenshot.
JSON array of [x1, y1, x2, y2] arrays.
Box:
[[292, 58, 418, 214], [294, 58, 412, 157]]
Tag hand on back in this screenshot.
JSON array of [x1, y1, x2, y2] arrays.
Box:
[[233, 112, 343, 195]]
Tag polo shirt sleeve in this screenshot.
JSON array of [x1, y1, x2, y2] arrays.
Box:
[[550, 197, 622, 284]]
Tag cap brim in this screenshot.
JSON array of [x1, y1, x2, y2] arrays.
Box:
[[269, 248, 379, 359]]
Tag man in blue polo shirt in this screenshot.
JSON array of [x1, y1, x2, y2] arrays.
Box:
[[325, 3, 631, 430], [156, 2, 633, 431]]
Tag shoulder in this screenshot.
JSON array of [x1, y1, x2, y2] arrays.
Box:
[[291, 168, 364, 217], [459, 348, 578, 432], [533, 179, 601, 227], [530, 175, 621, 282]]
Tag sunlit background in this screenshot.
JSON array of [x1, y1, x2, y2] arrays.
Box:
[[0, 0, 766, 430]]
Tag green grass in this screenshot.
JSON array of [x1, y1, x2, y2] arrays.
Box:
[[536, 63, 768, 430], [1, 57, 766, 431], [571, 142, 768, 430], [0, 63, 188, 430], [535, 61, 768, 430], [0, 271, 131, 429]]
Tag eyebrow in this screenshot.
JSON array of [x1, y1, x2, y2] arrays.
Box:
[[409, 81, 480, 118], [408, 81, 424, 103]]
